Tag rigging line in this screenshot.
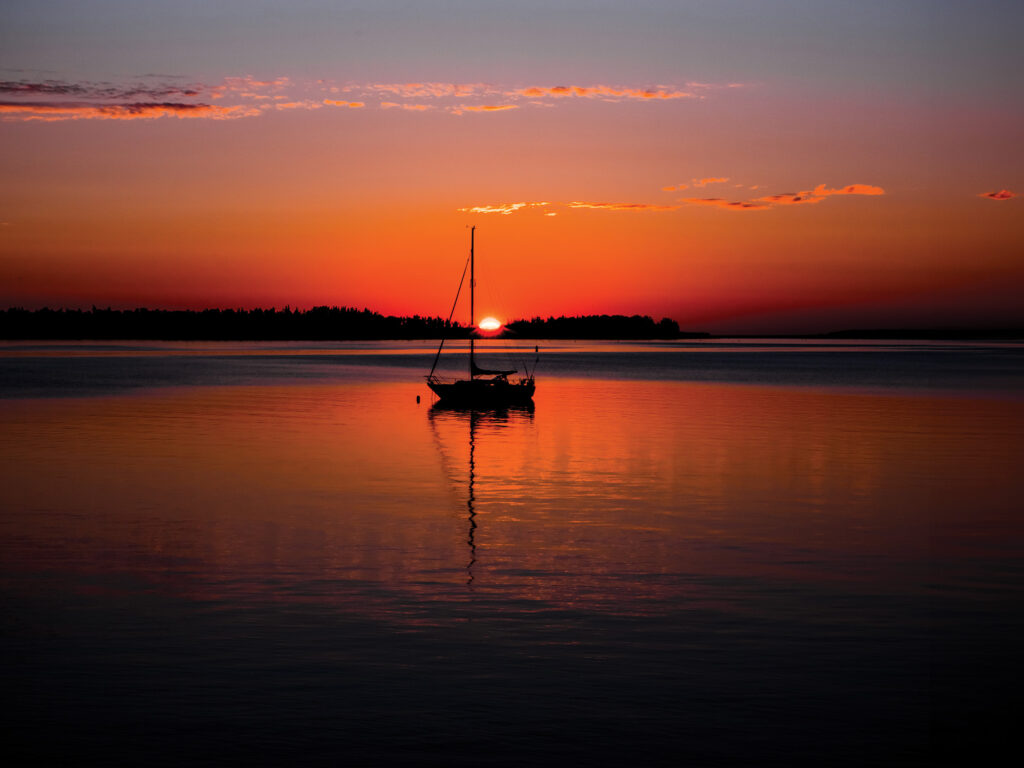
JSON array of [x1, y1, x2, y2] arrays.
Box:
[[495, 320, 532, 378], [428, 252, 472, 379]]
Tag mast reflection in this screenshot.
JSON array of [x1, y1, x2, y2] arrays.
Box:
[[427, 402, 535, 586], [467, 410, 476, 586]]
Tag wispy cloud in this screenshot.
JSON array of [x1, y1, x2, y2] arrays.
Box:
[[209, 75, 290, 101], [459, 179, 886, 217], [380, 102, 432, 111], [457, 202, 551, 215], [755, 193, 825, 206], [0, 78, 202, 100], [456, 201, 678, 215], [366, 82, 497, 99], [812, 183, 885, 197], [979, 189, 1016, 200], [692, 177, 730, 187], [516, 85, 698, 101], [0, 75, 261, 122], [682, 198, 771, 211], [452, 104, 519, 114], [270, 100, 322, 111], [0, 74, 742, 123], [682, 181, 886, 211], [567, 201, 680, 211], [0, 101, 258, 122]]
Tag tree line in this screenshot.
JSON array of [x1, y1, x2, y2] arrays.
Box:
[[0, 306, 700, 340]]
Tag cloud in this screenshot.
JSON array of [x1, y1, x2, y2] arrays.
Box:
[[692, 177, 730, 187], [269, 100, 321, 111], [0, 101, 259, 122], [457, 201, 679, 215], [460, 177, 886, 217], [0, 74, 740, 124], [0, 79, 201, 100], [209, 75, 290, 100], [517, 85, 698, 101], [457, 202, 550, 215], [756, 193, 825, 206], [682, 181, 885, 211], [812, 183, 885, 196], [567, 202, 681, 211], [979, 189, 1016, 200], [453, 104, 519, 114], [682, 198, 770, 211], [0, 75, 268, 122], [382, 102, 434, 111], [367, 82, 496, 99], [661, 184, 688, 192], [687, 81, 749, 90]]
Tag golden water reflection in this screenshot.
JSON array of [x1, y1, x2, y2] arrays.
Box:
[[2, 379, 1022, 616]]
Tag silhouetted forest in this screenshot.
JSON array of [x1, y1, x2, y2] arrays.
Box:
[[0, 306, 698, 340], [507, 315, 691, 339]]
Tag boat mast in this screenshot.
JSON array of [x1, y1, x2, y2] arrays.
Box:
[[469, 225, 475, 380]]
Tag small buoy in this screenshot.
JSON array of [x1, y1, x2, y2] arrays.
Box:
[[416, 395, 420, 403]]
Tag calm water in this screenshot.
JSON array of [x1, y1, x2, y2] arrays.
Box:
[[2, 340, 1023, 765]]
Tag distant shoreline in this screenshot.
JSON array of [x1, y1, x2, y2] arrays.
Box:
[[738, 329, 1024, 341], [1, 307, 1021, 342]]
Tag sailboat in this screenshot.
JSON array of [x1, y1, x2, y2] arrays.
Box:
[[426, 227, 536, 406]]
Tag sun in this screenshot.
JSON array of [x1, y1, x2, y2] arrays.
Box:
[[478, 316, 502, 332]]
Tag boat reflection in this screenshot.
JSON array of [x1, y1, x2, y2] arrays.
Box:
[[427, 402, 535, 586], [427, 401, 535, 420]]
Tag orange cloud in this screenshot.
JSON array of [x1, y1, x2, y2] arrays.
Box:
[[756, 193, 825, 206], [0, 74, 305, 122], [979, 189, 1016, 200], [682, 198, 770, 211], [457, 201, 680, 215], [454, 104, 518, 113], [457, 202, 550, 215], [454, 83, 489, 98], [567, 202, 680, 211], [0, 101, 259, 122], [684, 181, 886, 211], [812, 183, 885, 196], [661, 184, 688, 192], [209, 75, 290, 100], [692, 177, 730, 187], [2, 76, 738, 125], [369, 82, 496, 99], [517, 85, 697, 101], [380, 102, 432, 111], [269, 100, 321, 111], [686, 81, 749, 91]]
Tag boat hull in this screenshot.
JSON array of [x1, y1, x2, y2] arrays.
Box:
[[427, 377, 535, 406]]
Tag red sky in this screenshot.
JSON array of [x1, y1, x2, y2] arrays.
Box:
[[1, 2, 1022, 333]]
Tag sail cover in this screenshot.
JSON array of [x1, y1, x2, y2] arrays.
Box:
[[471, 358, 516, 377]]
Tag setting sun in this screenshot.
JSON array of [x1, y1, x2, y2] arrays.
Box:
[[479, 316, 502, 331]]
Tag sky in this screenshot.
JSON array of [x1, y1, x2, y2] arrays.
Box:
[[1, 0, 1022, 333]]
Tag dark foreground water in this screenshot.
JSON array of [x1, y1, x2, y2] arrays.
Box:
[[2, 340, 1022, 766]]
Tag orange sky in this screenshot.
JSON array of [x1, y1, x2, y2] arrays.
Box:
[[1, 2, 1022, 332]]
